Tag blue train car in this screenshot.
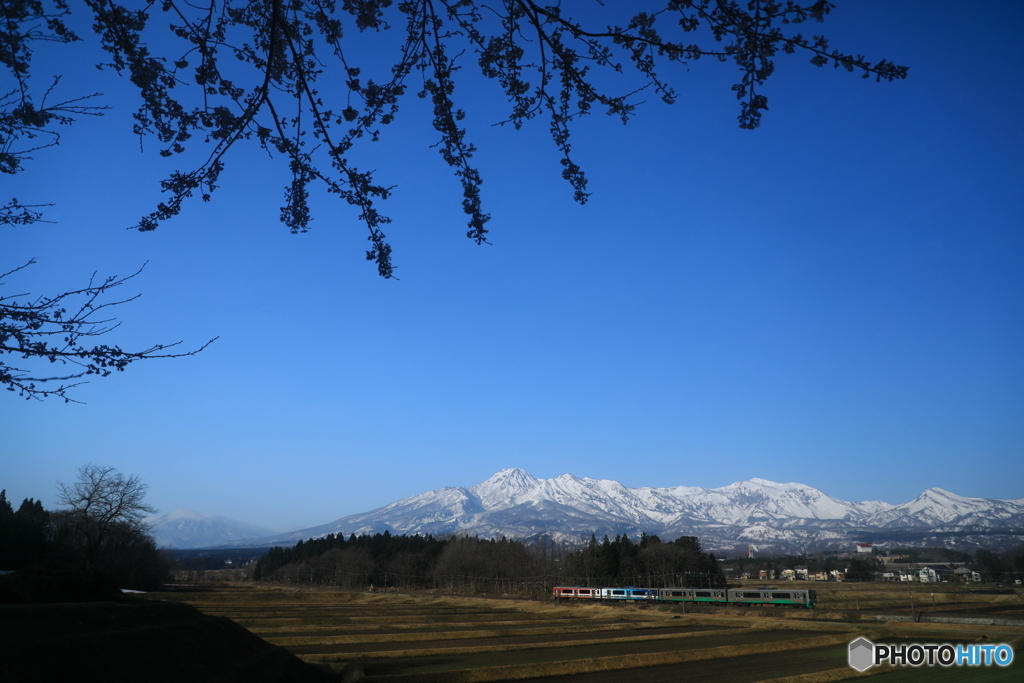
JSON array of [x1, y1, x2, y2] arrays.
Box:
[[596, 587, 657, 601]]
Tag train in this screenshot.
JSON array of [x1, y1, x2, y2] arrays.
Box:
[[551, 585, 816, 608]]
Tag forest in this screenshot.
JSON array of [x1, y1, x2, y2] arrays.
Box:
[[250, 531, 1024, 592], [0, 485, 167, 599], [251, 531, 726, 592]]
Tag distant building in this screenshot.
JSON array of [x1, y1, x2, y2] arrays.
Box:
[[856, 542, 873, 554], [953, 567, 982, 582], [918, 565, 949, 583]]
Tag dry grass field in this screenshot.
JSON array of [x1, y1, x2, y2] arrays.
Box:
[[156, 582, 1024, 683]]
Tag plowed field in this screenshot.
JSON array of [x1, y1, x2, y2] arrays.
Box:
[[161, 585, 1024, 682]]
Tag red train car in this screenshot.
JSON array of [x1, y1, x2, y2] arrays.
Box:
[[551, 586, 598, 599]]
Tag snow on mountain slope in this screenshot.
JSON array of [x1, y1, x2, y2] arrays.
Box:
[[469, 468, 540, 507], [465, 469, 891, 527], [220, 469, 1021, 553], [865, 488, 1024, 529]]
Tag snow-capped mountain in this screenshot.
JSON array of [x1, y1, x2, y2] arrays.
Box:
[[863, 488, 1024, 529], [146, 509, 280, 548], [225, 469, 1024, 553]]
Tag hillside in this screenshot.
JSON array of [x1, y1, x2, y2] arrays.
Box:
[[0, 595, 333, 682]]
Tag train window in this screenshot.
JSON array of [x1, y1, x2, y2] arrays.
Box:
[[670, 591, 683, 597], [742, 592, 761, 598], [561, 589, 573, 594], [770, 593, 791, 599], [694, 591, 711, 597], [612, 590, 625, 595], [579, 589, 591, 595]]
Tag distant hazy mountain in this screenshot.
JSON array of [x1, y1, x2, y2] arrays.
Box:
[[146, 509, 280, 548], [222, 469, 1024, 553]]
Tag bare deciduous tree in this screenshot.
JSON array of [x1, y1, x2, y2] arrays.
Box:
[[55, 463, 157, 570]]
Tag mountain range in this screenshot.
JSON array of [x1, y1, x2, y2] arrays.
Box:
[[146, 510, 280, 549], [193, 469, 1024, 554]]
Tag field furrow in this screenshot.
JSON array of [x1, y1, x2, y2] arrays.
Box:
[[163, 584, 1023, 683]]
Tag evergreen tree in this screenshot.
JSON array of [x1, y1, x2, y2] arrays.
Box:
[[0, 495, 52, 570]]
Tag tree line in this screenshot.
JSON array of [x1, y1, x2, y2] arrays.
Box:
[[252, 530, 725, 593], [561, 533, 725, 588], [0, 465, 166, 601]]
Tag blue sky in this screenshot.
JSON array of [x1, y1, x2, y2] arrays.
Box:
[[4, 2, 1022, 532]]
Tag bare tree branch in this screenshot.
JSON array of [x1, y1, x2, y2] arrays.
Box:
[[1, 259, 217, 402], [3, 1, 907, 277]]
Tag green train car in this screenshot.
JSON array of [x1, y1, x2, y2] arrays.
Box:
[[725, 588, 816, 608]]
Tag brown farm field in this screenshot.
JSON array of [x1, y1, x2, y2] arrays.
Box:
[[153, 582, 1024, 682]]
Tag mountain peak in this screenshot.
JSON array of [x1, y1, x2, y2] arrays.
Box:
[[476, 468, 539, 488], [910, 488, 975, 507], [147, 509, 280, 548], [495, 467, 535, 478], [747, 477, 784, 487], [922, 487, 962, 498], [469, 468, 541, 507], [151, 509, 208, 522]]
